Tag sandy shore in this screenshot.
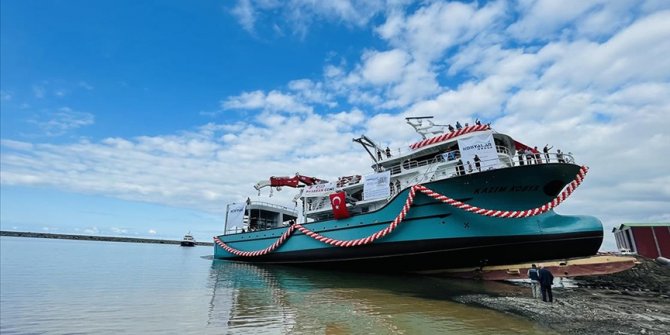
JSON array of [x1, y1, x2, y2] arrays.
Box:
[[455, 257, 670, 334]]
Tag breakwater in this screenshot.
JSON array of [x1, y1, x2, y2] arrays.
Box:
[[0, 230, 213, 246]]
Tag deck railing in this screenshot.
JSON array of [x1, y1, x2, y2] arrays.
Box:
[[249, 201, 296, 213], [303, 150, 575, 215]]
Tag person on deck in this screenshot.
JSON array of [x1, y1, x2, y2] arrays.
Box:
[[527, 264, 541, 299], [538, 265, 555, 302], [534, 146, 542, 164], [518, 150, 525, 166], [474, 154, 481, 172], [557, 149, 565, 163], [456, 159, 465, 176], [377, 149, 383, 161], [456, 121, 462, 130], [525, 148, 534, 164], [385, 147, 391, 158], [543, 144, 553, 162], [448, 124, 455, 132]]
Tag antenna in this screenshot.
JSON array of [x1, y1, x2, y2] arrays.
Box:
[[406, 116, 447, 139]]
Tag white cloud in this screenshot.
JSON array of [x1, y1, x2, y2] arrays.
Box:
[[78, 81, 94, 90], [230, 0, 387, 37], [361, 49, 410, 85], [0, 90, 12, 101], [0, 139, 34, 151], [83, 227, 100, 235], [230, 0, 257, 33], [28, 107, 94, 136], [311, 1, 509, 109], [221, 90, 313, 113], [111, 227, 129, 234], [508, 0, 602, 40], [1, 109, 375, 214], [379, 1, 507, 62], [33, 86, 45, 99], [539, 10, 670, 91]]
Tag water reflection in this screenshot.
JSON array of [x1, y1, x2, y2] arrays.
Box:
[[207, 261, 551, 335]]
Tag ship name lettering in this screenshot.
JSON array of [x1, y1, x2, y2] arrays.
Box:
[[474, 185, 539, 194]]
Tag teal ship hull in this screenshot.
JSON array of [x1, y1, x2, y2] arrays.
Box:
[[214, 163, 603, 272]]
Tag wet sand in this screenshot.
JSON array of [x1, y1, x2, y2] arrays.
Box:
[[455, 257, 670, 335]]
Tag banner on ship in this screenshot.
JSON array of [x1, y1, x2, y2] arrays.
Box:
[[226, 203, 246, 231], [363, 171, 391, 201], [456, 131, 500, 173], [304, 182, 336, 196]]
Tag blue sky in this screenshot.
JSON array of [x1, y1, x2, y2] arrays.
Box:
[[2, 0, 669, 249]]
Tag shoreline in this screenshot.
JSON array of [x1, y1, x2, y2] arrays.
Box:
[[454, 257, 670, 335], [456, 288, 669, 335], [0, 230, 214, 246]]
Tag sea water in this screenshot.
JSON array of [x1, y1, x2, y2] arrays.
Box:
[[0, 237, 555, 334]]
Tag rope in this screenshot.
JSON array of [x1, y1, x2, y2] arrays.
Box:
[[214, 165, 589, 257], [415, 166, 589, 218], [292, 186, 417, 247], [214, 225, 296, 257]]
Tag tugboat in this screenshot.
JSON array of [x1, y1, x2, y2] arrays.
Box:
[[213, 117, 603, 272], [181, 232, 196, 247]]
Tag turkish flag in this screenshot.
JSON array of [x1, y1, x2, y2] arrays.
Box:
[[329, 192, 350, 219]]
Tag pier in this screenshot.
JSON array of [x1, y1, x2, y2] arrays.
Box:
[[0, 231, 214, 246]]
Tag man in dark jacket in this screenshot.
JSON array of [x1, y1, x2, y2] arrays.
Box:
[[538, 265, 554, 302]]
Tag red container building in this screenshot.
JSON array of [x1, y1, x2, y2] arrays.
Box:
[[612, 223, 670, 259]]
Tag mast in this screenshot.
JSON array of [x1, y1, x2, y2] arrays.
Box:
[[352, 135, 384, 170], [224, 203, 229, 235]]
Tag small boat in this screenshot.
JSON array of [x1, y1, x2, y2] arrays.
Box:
[[181, 233, 196, 247], [213, 117, 603, 272]]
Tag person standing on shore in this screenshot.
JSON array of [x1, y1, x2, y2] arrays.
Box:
[[527, 264, 541, 299], [538, 265, 555, 302]]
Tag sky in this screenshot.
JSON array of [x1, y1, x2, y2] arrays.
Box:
[[1, 0, 669, 250]]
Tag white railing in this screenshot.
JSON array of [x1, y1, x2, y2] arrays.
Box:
[[250, 201, 296, 213], [384, 145, 511, 175], [510, 152, 575, 166], [302, 150, 576, 217]]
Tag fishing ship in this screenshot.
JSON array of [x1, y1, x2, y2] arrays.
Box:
[[213, 117, 603, 273]]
